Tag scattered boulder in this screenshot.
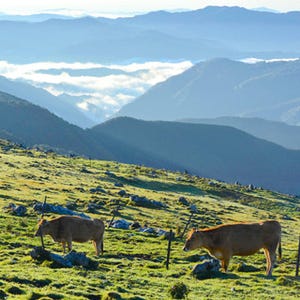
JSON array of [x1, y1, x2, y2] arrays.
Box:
[[30, 247, 98, 269], [4, 203, 27, 216], [75, 187, 85, 193], [114, 182, 124, 187], [157, 229, 175, 240], [130, 195, 166, 209], [178, 197, 189, 206], [139, 227, 174, 239], [90, 186, 106, 194], [33, 202, 90, 219], [105, 171, 115, 177], [30, 246, 72, 268], [248, 184, 255, 190], [80, 167, 92, 174], [65, 250, 98, 269], [148, 171, 158, 178], [111, 219, 131, 229], [189, 204, 198, 213], [118, 190, 127, 197], [282, 215, 293, 221], [130, 222, 141, 229], [192, 258, 221, 279], [139, 227, 156, 234], [87, 202, 101, 213]]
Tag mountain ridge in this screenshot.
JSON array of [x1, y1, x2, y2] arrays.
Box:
[[117, 58, 300, 125], [180, 116, 300, 150], [1, 6, 300, 63]]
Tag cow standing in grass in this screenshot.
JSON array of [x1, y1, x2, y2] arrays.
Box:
[[35, 215, 105, 256], [183, 220, 281, 276]]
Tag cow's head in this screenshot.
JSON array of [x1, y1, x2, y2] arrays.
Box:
[[183, 228, 203, 251], [35, 219, 50, 236]]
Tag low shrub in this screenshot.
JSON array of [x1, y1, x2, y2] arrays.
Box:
[[169, 282, 189, 299]]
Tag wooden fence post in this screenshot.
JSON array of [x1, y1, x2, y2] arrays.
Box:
[[40, 196, 47, 249], [166, 229, 173, 270], [296, 235, 300, 277], [181, 212, 194, 239]]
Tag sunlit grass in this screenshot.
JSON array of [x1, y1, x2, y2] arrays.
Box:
[[0, 140, 299, 299]]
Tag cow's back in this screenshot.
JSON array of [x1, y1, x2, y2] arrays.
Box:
[[207, 221, 281, 256], [55, 216, 103, 242]]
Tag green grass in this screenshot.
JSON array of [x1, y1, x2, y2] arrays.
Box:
[[0, 139, 299, 299]]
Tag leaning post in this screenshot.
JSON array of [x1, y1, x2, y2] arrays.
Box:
[[180, 212, 194, 239], [108, 202, 121, 228]]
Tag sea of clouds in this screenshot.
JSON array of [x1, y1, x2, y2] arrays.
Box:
[[0, 60, 193, 121]]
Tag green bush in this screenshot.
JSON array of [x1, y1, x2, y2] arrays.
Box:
[[169, 282, 189, 299]]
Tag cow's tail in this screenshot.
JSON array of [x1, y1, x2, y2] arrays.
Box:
[[278, 238, 282, 260]]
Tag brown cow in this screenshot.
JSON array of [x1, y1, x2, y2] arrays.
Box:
[[35, 215, 105, 256], [183, 220, 281, 276]]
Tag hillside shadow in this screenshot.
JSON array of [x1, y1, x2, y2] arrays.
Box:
[[109, 174, 204, 195]]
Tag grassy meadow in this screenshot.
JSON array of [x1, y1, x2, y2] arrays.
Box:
[[0, 139, 299, 299]]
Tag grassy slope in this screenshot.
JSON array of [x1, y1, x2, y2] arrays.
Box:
[[0, 139, 299, 300]]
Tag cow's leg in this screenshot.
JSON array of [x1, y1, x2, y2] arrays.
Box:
[[264, 248, 271, 276], [266, 245, 277, 276], [67, 239, 72, 252], [92, 241, 98, 256], [94, 237, 103, 256], [221, 257, 230, 272], [62, 241, 66, 254]]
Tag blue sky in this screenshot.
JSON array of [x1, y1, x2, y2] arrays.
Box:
[[0, 0, 299, 16]]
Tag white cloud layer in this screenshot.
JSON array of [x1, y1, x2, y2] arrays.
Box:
[[0, 60, 193, 120]]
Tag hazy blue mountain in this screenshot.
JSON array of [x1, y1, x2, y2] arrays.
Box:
[[0, 90, 102, 156], [117, 58, 300, 124], [180, 117, 300, 150], [0, 13, 74, 22], [91, 117, 300, 195], [115, 6, 300, 53], [1, 6, 300, 63], [0, 91, 179, 169], [0, 76, 95, 128]]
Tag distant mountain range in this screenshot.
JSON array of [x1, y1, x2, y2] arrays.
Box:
[[117, 58, 300, 125], [1, 6, 300, 63], [0, 91, 179, 169], [0, 13, 74, 22], [1, 90, 300, 195], [0, 76, 95, 128]]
